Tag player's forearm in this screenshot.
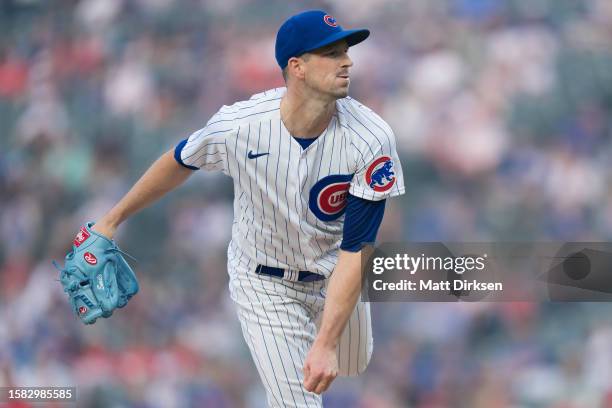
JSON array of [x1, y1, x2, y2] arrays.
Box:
[[95, 149, 193, 237], [314, 249, 363, 348]]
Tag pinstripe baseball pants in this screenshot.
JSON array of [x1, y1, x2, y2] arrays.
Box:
[[228, 257, 372, 407]]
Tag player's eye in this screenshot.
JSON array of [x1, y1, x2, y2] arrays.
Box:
[[325, 48, 349, 57], [327, 50, 344, 57]]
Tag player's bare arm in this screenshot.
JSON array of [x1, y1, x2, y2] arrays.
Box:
[[93, 149, 193, 239], [303, 249, 363, 394]]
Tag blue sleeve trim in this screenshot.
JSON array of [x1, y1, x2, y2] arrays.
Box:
[[340, 194, 386, 252], [174, 139, 200, 170]]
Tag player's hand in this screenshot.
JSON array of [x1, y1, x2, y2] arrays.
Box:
[[303, 341, 338, 395]]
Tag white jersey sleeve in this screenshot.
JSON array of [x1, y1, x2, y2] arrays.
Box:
[[174, 108, 235, 174], [342, 99, 405, 201]]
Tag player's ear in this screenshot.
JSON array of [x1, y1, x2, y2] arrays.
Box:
[[287, 57, 306, 80]]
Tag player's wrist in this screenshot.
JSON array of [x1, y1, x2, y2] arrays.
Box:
[[91, 218, 118, 240], [313, 335, 339, 350]]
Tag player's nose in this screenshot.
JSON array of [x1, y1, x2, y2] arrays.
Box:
[[342, 53, 353, 68]]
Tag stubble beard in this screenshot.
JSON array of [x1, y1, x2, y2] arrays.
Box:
[[334, 85, 349, 98], [305, 76, 350, 101], [329, 82, 350, 99]]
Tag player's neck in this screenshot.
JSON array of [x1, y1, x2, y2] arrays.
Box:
[[281, 87, 336, 139]]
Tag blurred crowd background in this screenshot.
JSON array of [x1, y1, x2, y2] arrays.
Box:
[[1, 0, 612, 406]]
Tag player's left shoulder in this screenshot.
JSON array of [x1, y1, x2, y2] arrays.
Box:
[[337, 96, 396, 145]]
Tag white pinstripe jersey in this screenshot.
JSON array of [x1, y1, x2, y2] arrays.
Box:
[[179, 87, 405, 277]]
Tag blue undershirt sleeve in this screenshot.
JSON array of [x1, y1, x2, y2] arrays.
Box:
[[340, 193, 386, 252]]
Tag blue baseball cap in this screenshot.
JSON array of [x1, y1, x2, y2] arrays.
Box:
[[275, 10, 370, 69]]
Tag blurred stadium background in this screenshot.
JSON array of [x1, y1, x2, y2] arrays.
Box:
[[1, 0, 612, 406]]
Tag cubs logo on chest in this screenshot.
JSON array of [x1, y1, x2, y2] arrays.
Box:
[[308, 174, 353, 221]]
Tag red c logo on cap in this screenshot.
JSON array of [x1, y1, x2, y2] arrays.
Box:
[[324, 15, 338, 27]]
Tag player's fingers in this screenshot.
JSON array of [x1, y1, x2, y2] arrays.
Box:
[[303, 371, 322, 392], [313, 373, 336, 395], [303, 360, 310, 377], [303, 376, 318, 392], [303, 361, 312, 388], [313, 382, 327, 395]]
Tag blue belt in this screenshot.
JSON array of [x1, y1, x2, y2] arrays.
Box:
[[255, 265, 325, 282]]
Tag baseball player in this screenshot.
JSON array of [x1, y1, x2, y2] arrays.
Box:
[[89, 10, 404, 407]]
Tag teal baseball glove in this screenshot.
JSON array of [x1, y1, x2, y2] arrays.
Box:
[[56, 222, 139, 324]]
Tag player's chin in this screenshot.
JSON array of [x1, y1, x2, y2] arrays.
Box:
[[334, 89, 350, 99], [331, 83, 350, 98]]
